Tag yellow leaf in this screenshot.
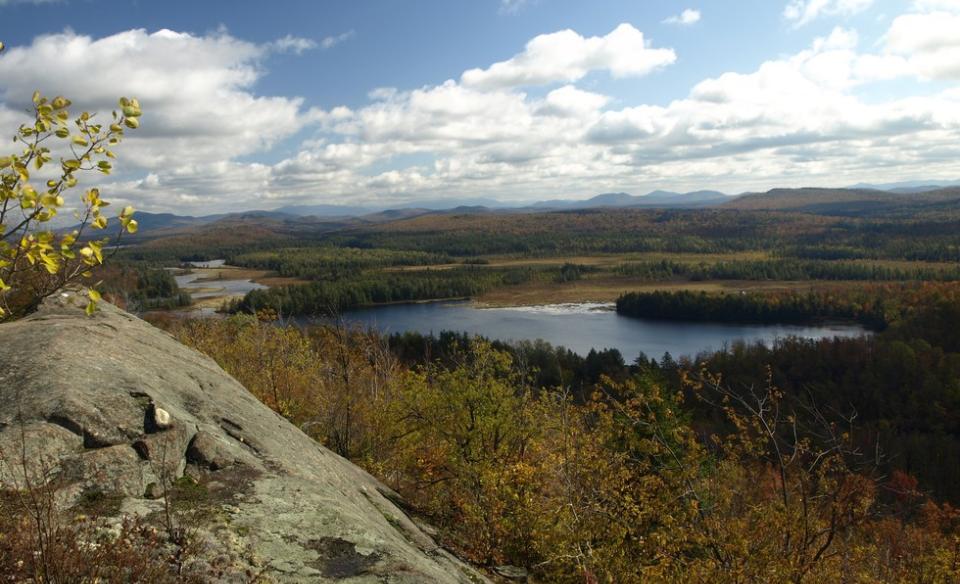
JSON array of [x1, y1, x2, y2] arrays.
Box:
[[41, 255, 59, 274]]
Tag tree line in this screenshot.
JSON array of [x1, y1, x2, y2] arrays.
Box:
[[229, 246, 451, 279], [228, 267, 537, 316], [615, 288, 889, 329], [615, 258, 960, 282]]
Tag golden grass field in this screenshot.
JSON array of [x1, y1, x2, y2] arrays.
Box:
[[384, 251, 772, 273]]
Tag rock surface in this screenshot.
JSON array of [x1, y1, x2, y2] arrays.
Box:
[[0, 293, 487, 583]]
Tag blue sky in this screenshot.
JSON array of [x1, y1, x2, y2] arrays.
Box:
[[1, 0, 958, 213]]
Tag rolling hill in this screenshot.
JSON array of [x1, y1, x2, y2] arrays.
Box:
[[723, 187, 960, 215]]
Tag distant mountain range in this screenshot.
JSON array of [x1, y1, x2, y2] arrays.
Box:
[[118, 190, 734, 236], [531, 190, 728, 210], [274, 197, 513, 217], [114, 183, 960, 238], [275, 190, 731, 217]]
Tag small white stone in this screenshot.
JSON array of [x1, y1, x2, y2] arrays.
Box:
[[154, 406, 172, 429]]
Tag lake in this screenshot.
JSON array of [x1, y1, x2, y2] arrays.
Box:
[[333, 301, 869, 359]]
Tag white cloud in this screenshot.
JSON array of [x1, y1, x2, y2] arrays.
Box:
[[2, 15, 959, 214], [885, 11, 960, 79], [320, 30, 356, 50], [784, 0, 874, 27], [664, 9, 702, 26], [277, 21, 958, 208], [251, 19, 954, 208], [268, 34, 317, 55], [538, 85, 610, 117], [0, 28, 312, 211], [461, 24, 676, 89]]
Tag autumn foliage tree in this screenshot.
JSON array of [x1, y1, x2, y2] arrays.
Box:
[[0, 48, 141, 321], [162, 315, 960, 583]]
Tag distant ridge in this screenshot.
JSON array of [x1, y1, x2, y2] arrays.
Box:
[[847, 179, 960, 193], [723, 186, 960, 215], [531, 190, 728, 210], [112, 182, 960, 239], [275, 197, 511, 218], [115, 190, 734, 237]]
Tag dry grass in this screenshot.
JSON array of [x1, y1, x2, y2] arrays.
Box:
[[385, 251, 770, 273], [480, 251, 770, 267], [185, 266, 305, 286]]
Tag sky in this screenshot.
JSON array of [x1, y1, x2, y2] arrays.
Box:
[[0, 0, 959, 214]]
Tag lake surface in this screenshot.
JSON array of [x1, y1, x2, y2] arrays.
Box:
[[335, 301, 868, 359]]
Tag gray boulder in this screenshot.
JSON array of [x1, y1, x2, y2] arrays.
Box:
[[0, 292, 488, 583]]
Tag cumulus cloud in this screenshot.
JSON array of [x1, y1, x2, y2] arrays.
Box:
[[460, 24, 676, 89], [582, 24, 955, 161], [2, 15, 958, 214], [784, 0, 874, 27], [0, 28, 312, 210], [663, 9, 702, 26], [537, 85, 610, 118], [282, 20, 959, 207], [885, 10, 960, 79], [258, 19, 958, 208]]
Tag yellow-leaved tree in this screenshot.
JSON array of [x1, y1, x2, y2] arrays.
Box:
[[0, 42, 141, 321]]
